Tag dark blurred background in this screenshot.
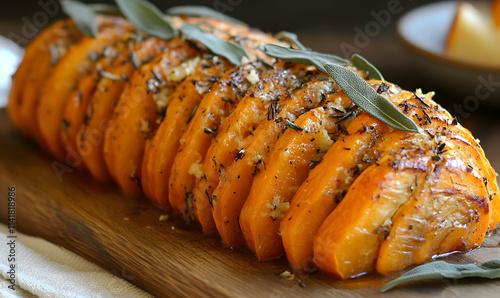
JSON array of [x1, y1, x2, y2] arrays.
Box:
[[1, 0, 446, 90]]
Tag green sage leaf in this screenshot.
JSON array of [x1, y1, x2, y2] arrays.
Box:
[[179, 24, 248, 65], [381, 259, 500, 292], [263, 44, 349, 73], [116, 0, 176, 40], [166, 5, 246, 26], [324, 63, 419, 132], [88, 4, 120, 15], [61, 0, 98, 37], [351, 54, 384, 80], [274, 31, 307, 50]]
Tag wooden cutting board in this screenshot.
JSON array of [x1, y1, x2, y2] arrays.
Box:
[[1, 108, 499, 297]]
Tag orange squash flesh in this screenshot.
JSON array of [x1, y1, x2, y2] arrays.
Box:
[[60, 41, 132, 165], [212, 78, 342, 247], [280, 113, 389, 271], [310, 122, 434, 278], [280, 87, 415, 271], [37, 18, 134, 161], [61, 73, 98, 170], [104, 15, 279, 196], [141, 57, 233, 208], [448, 122, 500, 228], [103, 38, 200, 194], [76, 37, 168, 182], [311, 86, 497, 278], [192, 64, 311, 232], [314, 163, 425, 279], [376, 162, 490, 274], [168, 62, 269, 223], [239, 99, 359, 261], [8, 20, 82, 150], [280, 82, 403, 270]]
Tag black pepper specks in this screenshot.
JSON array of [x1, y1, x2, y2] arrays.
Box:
[[235, 148, 245, 161]]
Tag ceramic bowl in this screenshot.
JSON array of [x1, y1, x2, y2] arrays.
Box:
[[397, 1, 500, 110]]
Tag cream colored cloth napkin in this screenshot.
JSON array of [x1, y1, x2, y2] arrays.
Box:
[[0, 223, 152, 298]]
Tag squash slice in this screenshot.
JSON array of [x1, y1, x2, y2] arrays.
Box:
[[103, 38, 200, 194], [212, 78, 342, 247], [8, 19, 82, 150], [37, 17, 134, 161], [141, 56, 233, 208], [168, 62, 269, 222], [192, 64, 310, 232], [76, 36, 168, 182], [239, 98, 357, 260]]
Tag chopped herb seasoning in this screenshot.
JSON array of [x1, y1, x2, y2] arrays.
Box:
[[422, 110, 432, 124], [131, 51, 140, 69], [334, 111, 354, 124], [98, 68, 121, 81], [235, 148, 245, 161], [309, 159, 321, 169], [187, 104, 198, 123], [150, 69, 163, 83], [408, 103, 430, 110], [88, 51, 99, 62], [413, 91, 430, 107], [437, 142, 448, 154], [285, 119, 304, 131], [204, 127, 216, 134], [345, 104, 357, 112], [377, 83, 389, 93], [318, 76, 331, 81], [268, 103, 276, 121]]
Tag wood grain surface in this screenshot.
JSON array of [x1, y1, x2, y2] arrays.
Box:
[[1, 108, 500, 297]]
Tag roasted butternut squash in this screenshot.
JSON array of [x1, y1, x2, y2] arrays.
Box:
[[212, 77, 341, 247], [314, 163, 428, 279], [76, 36, 168, 182], [103, 37, 200, 194], [168, 62, 269, 223], [239, 96, 357, 260], [8, 19, 82, 150], [141, 55, 233, 208], [38, 17, 134, 161], [8, 13, 499, 281], [192, 63, 312, 232]]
